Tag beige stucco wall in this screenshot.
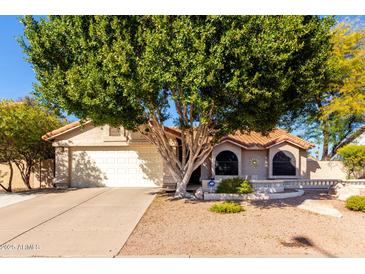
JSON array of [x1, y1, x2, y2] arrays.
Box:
[[299, 149, 307, 178], [54, 123, 105, 145], [162, 161, 176, 188], [241, 150, 268, 180], [34, 159, 55, 187], [55, 147, 70, 185], [0, 160, 54, 191], [201, 156, 212, 181], [209, 141, 308, 180], [307, 159, 347, 180], [53, 123, 149, 147]]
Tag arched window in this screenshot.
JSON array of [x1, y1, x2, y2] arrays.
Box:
[[272, 151, 296, 176], [215, 150, 238, 175]]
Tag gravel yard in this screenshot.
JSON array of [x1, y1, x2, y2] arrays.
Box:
[[119, 192, 365, 257]]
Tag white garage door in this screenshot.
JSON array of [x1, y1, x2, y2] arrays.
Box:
[[70, 146, 162, 187]]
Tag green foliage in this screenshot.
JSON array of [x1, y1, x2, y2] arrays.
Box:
[[323, 21, 365, 121], [209, 201, 244, 214], [281, 19, 365, 160], [216, 177, 243, 193], [216, 177, 253, 194], [236, 180, 254, 194], [346, 196, 365, 212], [0, 99, 64, 188], [337, 144, 365, 178], [21, 16, 334, 136]]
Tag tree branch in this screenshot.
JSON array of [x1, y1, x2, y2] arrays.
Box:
[[330, 124, 365, 158]]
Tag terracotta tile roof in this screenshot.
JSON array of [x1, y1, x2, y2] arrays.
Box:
[[42, 120, 91, 140], [158, 126, 313, 149], [223, 128, 314, 150], [43, 120, 313, 150]]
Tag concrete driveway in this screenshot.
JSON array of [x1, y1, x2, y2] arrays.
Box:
[[0, 187, 156, 257]]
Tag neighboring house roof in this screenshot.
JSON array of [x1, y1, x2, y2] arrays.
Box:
[[43, 120, 313, 149]]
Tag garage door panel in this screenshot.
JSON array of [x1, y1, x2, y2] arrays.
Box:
[[71, 146, 162, 187]]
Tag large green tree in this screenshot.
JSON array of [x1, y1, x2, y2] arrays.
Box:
[[0, 98, 64, 190], [21, 16, 334, 197], [281, 19, 365, 160]]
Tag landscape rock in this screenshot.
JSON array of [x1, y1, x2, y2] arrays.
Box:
[[336, 185, 360, 201], [328, 182, 344, 195], [194, 187, 204, 200], [184, 192, 197, 200]]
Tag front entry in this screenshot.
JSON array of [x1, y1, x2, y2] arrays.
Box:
[[187, 166, 201, 191]]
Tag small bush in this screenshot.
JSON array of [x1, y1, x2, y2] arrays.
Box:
[[216, 177, 253, 194], [209, 201, 244, 214], [237, 180, 254, 194], [346, 196, 365, 212], [337, 144, 365, 179]]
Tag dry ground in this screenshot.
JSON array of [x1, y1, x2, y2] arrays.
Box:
[[119, 192, 365, 257]]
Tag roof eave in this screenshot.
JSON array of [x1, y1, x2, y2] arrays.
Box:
[[42, 120, 92, 141], [264, 139, 313, 150]]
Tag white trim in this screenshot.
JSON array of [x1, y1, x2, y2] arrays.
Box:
[[203, 190, 304, 201], [218, 139, 308, 151], [216, 139, 264, 150], [265, 139, 308, 150]]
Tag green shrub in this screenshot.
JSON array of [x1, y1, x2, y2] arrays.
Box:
[[346, 196, 365, 212], [237, 180, 254, 194], [209, 201, 244, 214], [216, 177, 254, 194], [337, 144, 365, 179]]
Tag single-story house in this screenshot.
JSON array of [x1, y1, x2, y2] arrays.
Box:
[[43, 121, 339, 189]]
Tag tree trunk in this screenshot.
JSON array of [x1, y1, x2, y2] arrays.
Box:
[[140, 104, 215, 199], [321, 130, 330, 160], [329, 124, 365, 159], [173, 163, 195, 198], [7, 161, 13, 192], [0, 161, 13, 192], [23, 171, 32, 190], [0, 183, 8, 192], [174, 176, 190, 198]]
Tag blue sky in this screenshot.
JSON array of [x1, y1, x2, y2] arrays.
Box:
[[0, 16, 34, 100]]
